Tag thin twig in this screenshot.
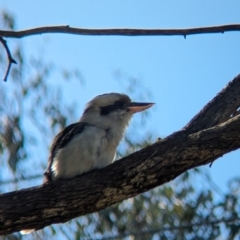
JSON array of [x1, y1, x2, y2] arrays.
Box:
[[0, 24, 239, 82], [0, 37, 17, 82], [0, 24, 240, 39]]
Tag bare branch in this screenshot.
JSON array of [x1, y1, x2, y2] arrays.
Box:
[[1, 75, 240, 235], [0, 37, 17, 82], [0, 24, 240, 39], [0, 25, 239, 82]]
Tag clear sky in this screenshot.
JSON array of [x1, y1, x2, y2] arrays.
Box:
[[1, 1, 240, 193]]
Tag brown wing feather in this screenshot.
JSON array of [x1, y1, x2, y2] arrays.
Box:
[[44, 122, 88, 182]]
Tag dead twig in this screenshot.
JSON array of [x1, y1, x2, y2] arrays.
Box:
[[0, 37, 17, 82], [0, 24, 240, 39]]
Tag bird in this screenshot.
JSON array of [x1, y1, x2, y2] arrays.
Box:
[[44, 92, 154, 181], [20, 93, 154, 234]]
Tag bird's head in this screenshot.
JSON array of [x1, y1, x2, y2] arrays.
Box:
[[80, 93, 154, 130]]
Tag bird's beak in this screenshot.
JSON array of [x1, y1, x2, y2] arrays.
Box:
[[125, 102, 154, 113]]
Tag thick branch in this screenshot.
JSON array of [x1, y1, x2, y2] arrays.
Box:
[[184, 74, 240, 133], [0, 75, 240, 235], [0, 24, 240, 39]]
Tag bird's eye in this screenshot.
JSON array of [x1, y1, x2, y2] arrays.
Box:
[[101, 106, 113, 115], [100, 101, 126, 115]]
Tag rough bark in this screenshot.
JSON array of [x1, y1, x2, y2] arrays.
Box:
[[0, 75, 240, 235]]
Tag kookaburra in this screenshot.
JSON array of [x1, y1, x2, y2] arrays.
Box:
[[44, 92, 154, 181], [21, 92, 154, 234]]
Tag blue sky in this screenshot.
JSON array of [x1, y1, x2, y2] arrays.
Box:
[[1, 1, 240, 193]]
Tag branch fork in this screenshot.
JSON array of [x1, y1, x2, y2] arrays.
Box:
[[0, 37, 17, 82]]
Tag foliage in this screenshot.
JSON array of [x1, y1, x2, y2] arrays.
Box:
[[0, 10, 81, 191]]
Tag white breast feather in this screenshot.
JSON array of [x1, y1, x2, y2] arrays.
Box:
[[51, 125, 124, 179]]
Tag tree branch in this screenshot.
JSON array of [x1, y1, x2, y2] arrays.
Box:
[[0, 74, 240, 235], [1, 24, 239, 82], [0, 37, 17, 82], [184, 74, 240, 133], [0, 24, 240, 39]]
